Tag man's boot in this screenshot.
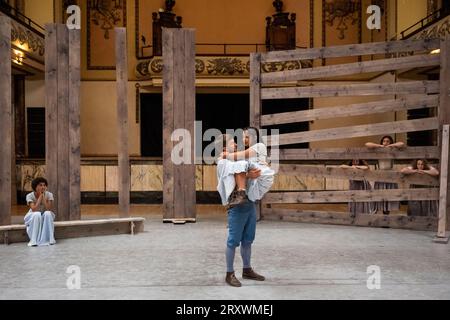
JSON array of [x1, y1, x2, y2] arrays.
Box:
[[243, 268, 265, 281], [226, 272, 242, 287]]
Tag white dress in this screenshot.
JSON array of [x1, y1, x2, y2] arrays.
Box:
[[23, 191, 56, 247], [217, 143, 275, 205]]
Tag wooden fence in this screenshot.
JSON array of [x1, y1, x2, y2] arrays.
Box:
[[250, 37, 449, 240]]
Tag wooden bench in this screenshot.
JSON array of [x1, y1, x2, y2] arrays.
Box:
[[0, 217, 146, 245]]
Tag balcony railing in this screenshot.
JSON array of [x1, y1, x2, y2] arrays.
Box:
[[401, 7, 450, 39], [139, 43, 307, 59], [0, 1, 45, 37]]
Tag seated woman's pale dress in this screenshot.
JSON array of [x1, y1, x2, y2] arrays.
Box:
[[24, 191, 56, 247]]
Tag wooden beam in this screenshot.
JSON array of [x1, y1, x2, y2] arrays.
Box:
[[250, 52, 262, 220], [261, 81, 440, 100], [56, 24, 70, 221], [264, 189, 439, 204], [278, 164, 439, 187], [262, 209, 437, 231], [173, 29, 185, 220], [262, 54, 440, 84], [436, 125, 449, 240], [276, 147, 440, 160], [162, 29, 197, 222], [250, 53, 262, 128], [261, 96, 438, 126], [439, 36, 450, 233], [162, 28, 175, 220], [183, 29, 196, 220], [45, 24, 59, 219], [261, 38, 440, 63], [68, 29, 81, 221], [0, 16, 11, 226], [115, 28, 130, 217], [0, 218, 146, 245], [267, 118, 438, 146]]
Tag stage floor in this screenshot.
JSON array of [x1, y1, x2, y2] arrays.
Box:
[[1, 210, 449, 300]]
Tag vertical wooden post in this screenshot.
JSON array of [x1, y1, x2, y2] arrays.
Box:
[[45, 24, 59, 218], [434, 125, 449, 243], [69, 29, 81, 220], [250, 53, 262, 220], [184, 29, 197, 220], [172, 30, 185, 220], [163, 29, 175, 221], [0, 16, 12, 226], [46, 24, 80, 221], [439, 36, 450, 233], [115, 28, 130, 217], [56, 24, 70, 221], [162, 28, 196, 222]]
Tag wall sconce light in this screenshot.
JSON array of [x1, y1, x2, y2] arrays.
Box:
[[430, 49, 440, 54], [13, 49, 25, 65]]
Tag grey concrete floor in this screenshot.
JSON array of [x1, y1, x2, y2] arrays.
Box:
[[1, 216, 449, 300]]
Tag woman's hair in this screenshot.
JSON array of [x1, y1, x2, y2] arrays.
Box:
[[380, 135, 394, 145], [243, 127, 260, 146], [31, 177, 48, 191], [347, 159, 369, 166], [412, 159, 430, 170], [216, 134, 234, 151]]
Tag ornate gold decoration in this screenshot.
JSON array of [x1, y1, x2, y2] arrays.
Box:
[[195, 59, 205, 73], [150, 59, 163, 74], [206, 58, 246, 75], [89, 0, 125, 39], [324, 0, 361, 40], [11, 22, 45, 57], [136, 56, 310, 79], [263, 61, 301, 73]]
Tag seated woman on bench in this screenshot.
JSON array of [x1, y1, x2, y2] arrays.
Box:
[[24, 177, 56, 247]]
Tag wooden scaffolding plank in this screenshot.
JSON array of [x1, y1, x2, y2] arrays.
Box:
[[278, 164, 439, 187], [56, 24, 70, 221], [261, 38, 440, 63], [250, 52, 263, 220], [267, 118, 438, 146], [264, 189, 439, 204], [261, 95, 438, 126], [438, 36, 450, 235], [0, 16, 11, 226], [163, 28, 175, 220], [436, 125, 449, 239], [173, 29, 185, 220], [250, 53, 262, 128], [262, 208, 437, 231], [276, 147, 440, 160], [68, 29, 81, 221], [262, 54, 440, 84], [115, 28, 130, 217], [45, 24, 59, 218], [261, 81, 439, 100], [183, 29, 197, 220]]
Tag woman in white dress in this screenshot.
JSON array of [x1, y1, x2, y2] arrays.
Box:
[[24, 177, 56, 247]]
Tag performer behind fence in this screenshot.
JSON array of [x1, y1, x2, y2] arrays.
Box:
[[366, 136, 404, 215], [401, 159, 439, 217], [24, 177, 56, 247], [340, 159, 376, 217]]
